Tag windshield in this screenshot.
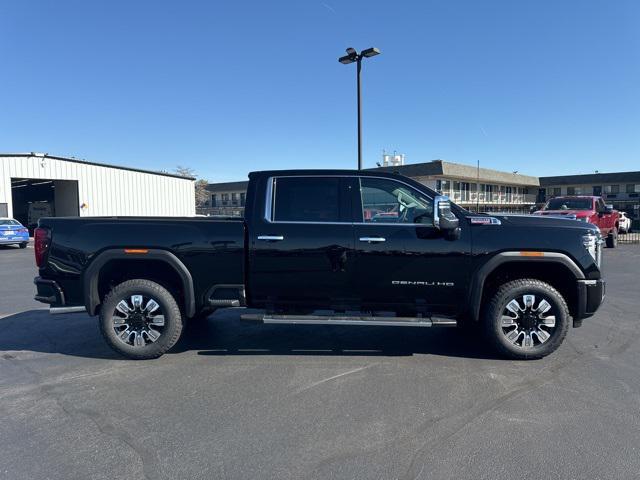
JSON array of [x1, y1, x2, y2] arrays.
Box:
[[545, 198, 592, 210], [0, 219, 20, 226]]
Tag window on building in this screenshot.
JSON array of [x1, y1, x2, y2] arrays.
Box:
[[240, 193, 246, 206], [604, 185, 619, 195], [505, 186, 513, 202], [552, 187, 561, 196], [211, 194, 217, 207], [567, 187, 582, 195], [462, 182, 472, 201], [436, 179, 450, 195], [273, 177, 341, 222], [221, 193, 229, 205], [360, 178, 432, 224], [626, 184, 640, 194], [231, 192, 238, 205]]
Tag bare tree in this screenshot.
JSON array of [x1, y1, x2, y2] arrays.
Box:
[[175, 166, 209, 208], [175, 166, 196, 178]]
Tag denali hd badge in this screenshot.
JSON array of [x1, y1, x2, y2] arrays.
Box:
[[469, 217, 501, 225], [392, 280, 454, 287]]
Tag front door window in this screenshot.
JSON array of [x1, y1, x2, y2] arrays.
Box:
[[360, 178, 433, 224]]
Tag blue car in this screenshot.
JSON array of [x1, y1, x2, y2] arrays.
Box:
[[0, 218, 30, 248]]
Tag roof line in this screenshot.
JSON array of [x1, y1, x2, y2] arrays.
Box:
[[0, 153, 195, 180]]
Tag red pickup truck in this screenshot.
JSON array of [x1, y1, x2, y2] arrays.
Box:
[[534, 196, 619, 247]]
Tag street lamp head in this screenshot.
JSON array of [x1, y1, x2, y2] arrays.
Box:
[[338, 54, 356, 64], [361, 47, 381, 58], [345, 47, 357, 55]]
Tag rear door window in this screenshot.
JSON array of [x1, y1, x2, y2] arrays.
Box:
[[271, 177, 346, 223]]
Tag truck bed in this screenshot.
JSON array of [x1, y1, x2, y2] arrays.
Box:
[[37, 216, 246, 309]]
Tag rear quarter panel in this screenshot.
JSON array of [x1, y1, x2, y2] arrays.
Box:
[[38, 217, 245, 308]]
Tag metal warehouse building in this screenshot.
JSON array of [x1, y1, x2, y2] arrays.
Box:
[[0, 153, 195, 228]]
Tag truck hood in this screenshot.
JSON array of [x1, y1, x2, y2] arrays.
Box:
[[533, 210, 590, 218], [486, 214, 597, 233]]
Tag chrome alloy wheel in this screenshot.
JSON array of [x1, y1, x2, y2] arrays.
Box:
[[112, 295, 166, 347], [500, 294, 556, 348]]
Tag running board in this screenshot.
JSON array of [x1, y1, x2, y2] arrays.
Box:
[[208, 299, 240, 307], [240, 313, 457, 328]]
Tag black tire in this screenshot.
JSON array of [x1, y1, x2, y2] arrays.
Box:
[[606, 229, 618, 248], [483, 279, 570, 360], [19, 242, 27, 249], [99, 279, 184, 359]]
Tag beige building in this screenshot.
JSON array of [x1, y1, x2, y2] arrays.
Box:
[[372, 160, 539, 212], [204, 159, 540, 215]]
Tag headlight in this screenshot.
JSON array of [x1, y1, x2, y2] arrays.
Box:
[[582, 232, 602, 267]]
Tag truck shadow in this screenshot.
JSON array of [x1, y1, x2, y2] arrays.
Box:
[[0, 309, 500, 360]]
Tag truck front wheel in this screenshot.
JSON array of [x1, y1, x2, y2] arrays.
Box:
[[483, 279, 570, 360], [99, 279, 184, 359]]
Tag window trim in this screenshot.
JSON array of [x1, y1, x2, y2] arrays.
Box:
[[264, 175, 437, 226]]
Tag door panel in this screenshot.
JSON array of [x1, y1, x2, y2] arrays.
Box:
[[249, 176, 356, 311], [353, 177, 471, 316], [354, 224, 471, 315]]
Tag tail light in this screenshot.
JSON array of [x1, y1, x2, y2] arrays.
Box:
[[34, 227, 51, 267]]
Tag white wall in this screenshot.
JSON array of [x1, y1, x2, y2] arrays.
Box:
[[0, 155, 195, 218]]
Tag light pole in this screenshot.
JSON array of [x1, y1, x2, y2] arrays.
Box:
[[338, 47, 381, 170]]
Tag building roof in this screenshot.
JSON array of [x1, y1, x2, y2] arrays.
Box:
[[0, 153, 195, 180], [206, 180, 249, 193], [540, 171, 640, 186], [370, 159, 540, 186]]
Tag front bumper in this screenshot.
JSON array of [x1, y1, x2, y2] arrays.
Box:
[[574, 279, 605, 326]]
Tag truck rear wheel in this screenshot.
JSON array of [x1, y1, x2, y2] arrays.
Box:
[[99, 279, 184, 359], [483, 279, 569, 360]]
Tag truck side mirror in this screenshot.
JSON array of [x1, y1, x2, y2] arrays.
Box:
[[434, 195, 460, 240]]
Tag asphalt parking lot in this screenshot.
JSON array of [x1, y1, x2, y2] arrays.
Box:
[[1, 243, 639, 480]]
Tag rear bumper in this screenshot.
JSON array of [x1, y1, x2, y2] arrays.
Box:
[[34, 277, 87, 314], [34, 277, 66, 306], [0, 236, 29, 244], [574, 279, 605, 325]]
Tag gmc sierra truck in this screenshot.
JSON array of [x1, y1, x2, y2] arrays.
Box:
[[34, 170, 605, 360]]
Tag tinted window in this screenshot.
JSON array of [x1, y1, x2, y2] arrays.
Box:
[[273, 177, 341, 222], [360, 178, 433, 224]]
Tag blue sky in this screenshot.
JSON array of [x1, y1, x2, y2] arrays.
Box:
[[1, 0, 638, 182]]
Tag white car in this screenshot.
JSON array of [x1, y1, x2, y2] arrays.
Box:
[[618, 212, 632, 233]]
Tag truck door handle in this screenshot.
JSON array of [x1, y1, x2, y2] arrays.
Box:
[[258, 235, 284, 241], [359, 237, 386, 243]]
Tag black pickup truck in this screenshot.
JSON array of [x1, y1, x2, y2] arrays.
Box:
[[34, 169, 605, 360]]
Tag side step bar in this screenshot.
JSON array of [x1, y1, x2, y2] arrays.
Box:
[[241, 313, 457, 328], [50, 306, 86, 315], [208, 299, 240, 307]]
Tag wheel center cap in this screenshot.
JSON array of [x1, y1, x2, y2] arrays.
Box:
[[521, 312, 537, 329], [129, 312, 146, 329]]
